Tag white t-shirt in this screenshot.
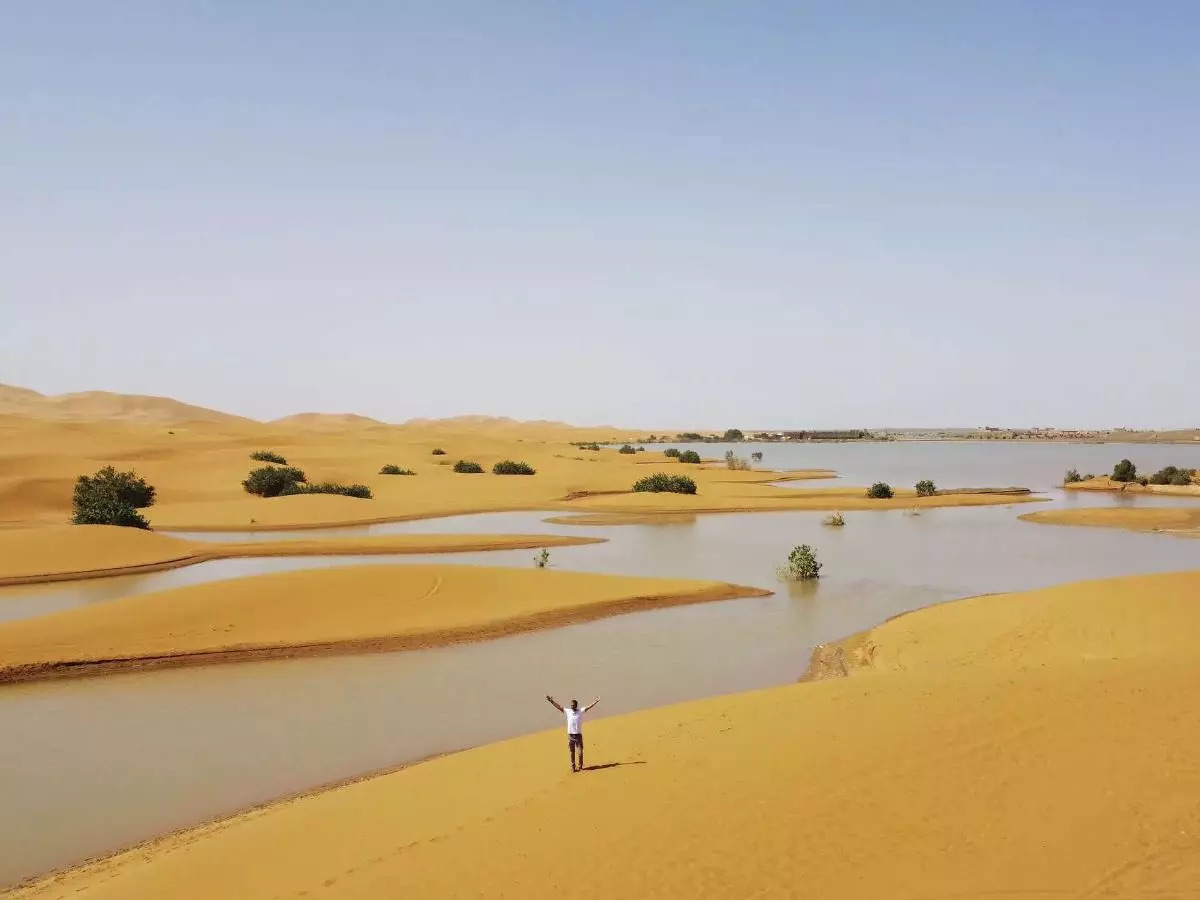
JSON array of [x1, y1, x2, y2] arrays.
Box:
[[565, 707, 583, 734]]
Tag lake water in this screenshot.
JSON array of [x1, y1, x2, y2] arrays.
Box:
[[1, 441, 1198, 887]]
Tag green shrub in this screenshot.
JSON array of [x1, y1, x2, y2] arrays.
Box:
[[1111, 459, 1137, 483], [725, 450, 750, 471], [72, 466, 156, 529], [915, 479, 937, 497], [778, 544, 822, 581], [431, 448, 447, 456], [677, 450, 702, 464], [243, 465, 308, 497], [279, 482, 373, 499], [866, 482, 894, 499], [492, 460, 536, 475], [1148, 466, 1197, 486], [618, 444, 636, 454], [632, 473, 698, 494], [379, 464, 415, 475], [454, 460, 484, 474], [664, 448, 682, 458], [1064, 468, 1084, 484], [250, 450, 288, 465], [723, 428, 744, 441]]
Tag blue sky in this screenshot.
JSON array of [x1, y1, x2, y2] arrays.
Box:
[[3, 2, 1197, 427]]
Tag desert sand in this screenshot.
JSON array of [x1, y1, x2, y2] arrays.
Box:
[[1064, 475, 1200, 497], [1020, 505, 1200, 538], [11, 569, 1200, 898], [0, 564, 768, 683], [0, 524, 603, 585]]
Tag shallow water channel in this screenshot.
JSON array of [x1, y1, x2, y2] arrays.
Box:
[[2, 443, 1199, 886]]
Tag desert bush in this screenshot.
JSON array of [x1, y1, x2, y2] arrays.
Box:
[[723, 428, 744, 441], [823, 511, 845, 527], [777, 544, 822, 581], [1148, 466, 1197, 486], [725, 450, 751, 471], [72, 466, 156, 529], [453, 460, 484, 474], [534, 548, 550, 569], [618, 444, 636, 454], [280, 481, 373, 499], [379, 464, 415, 475], [751, 451, 763, 462], [243, 465, 307, 497], [664, 448, 682, 458], [250, 450, 288, 465], [1063, 468, 1084, 484], [1111, 459, 1137, 483], [677, 450, 702, 464], [632, 473, 698, 495], [866, 482, 894, 499], [492, 460, 536, 475], [431, 448, 447, 456], [915, 479, 937, 497]]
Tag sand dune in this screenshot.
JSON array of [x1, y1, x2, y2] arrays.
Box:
[[0, 564, 768, 683], [269, 412, 385, 428], [1020, 505, 1200, 538], [0, 384, 254, 426], [0, 525, 605, 585], [12, 569, 1200, 898]]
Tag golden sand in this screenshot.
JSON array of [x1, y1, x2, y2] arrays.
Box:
[[1020, 506, 1200, 538], [0, 412, 1034, 533], [0, 564, 768, 683], [11, 569, 1200, 898], [0, 525, 603, 585], [1064, 475, 1200, 497]]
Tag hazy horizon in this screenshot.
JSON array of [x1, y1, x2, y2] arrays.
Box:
[[4, 3, 1197, 429]]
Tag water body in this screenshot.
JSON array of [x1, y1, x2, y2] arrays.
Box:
[[1, 442, 1198, 886]]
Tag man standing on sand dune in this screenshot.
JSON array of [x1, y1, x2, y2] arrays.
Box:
[[545, 695, 599, 772]]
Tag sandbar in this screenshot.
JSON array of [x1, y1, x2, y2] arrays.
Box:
[[0, 525, 604, 586], [0, 564, 769, 684], [1019, 506, 1200, 538], [10, 568, 1200, 898]]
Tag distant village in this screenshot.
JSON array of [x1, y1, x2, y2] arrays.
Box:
[[633, 427, 1200, 444]]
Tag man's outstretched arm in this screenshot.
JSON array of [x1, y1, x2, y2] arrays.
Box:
[[584, 697, 600, 712], [545, 694, 564, 712]]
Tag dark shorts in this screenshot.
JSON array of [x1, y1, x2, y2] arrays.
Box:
[[568, 732, 584, 749]]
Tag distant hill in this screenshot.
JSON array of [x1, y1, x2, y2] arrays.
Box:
[[0, 384, 256, 426], [270, 412, 385, 428]]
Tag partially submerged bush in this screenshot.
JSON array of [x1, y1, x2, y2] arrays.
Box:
[[915, 479, 937, 497], [280, 482, 373, 499], [492, 460, 536, 475], [823, 511, 845, 527], [534, 548, 550, 569], [379, 464, 415, 475], [1063, 468, 1084, 484], [1148, 465, 1197, 486], [454, 460, 484, 474], [664, 448, 682, 458], [618, 444, 636, 454], [632, 473, 698, 495], [778, 544, 822, 581], [725, 450, 751, 471], [677, 450, 702, 464], [1111, 459, 1138, 483], [243, 465, 307, 497], [431, 448, 447, 456], [866, 482, 894, 499], [751, 451, 763, 462], [250, 450, 288, 465], [72, 466, 156, 529]]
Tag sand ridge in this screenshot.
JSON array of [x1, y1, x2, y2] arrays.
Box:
[[1020, 505, 1200, 538], [0, 564, 769, 684], [11, 569, 1200, 898], [0, 525, 604, 585]]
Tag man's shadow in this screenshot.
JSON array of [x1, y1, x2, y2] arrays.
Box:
[[581, 761, 647, 772]]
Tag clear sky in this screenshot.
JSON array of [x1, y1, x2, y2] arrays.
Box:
[[3, 2, 1197, 428]]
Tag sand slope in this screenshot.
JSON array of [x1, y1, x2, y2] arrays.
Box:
[[0, 525, 604, 584], [11, 569, 1200, 898], [1021, 506, 1200, 538], [0, 564, 767, 683]]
